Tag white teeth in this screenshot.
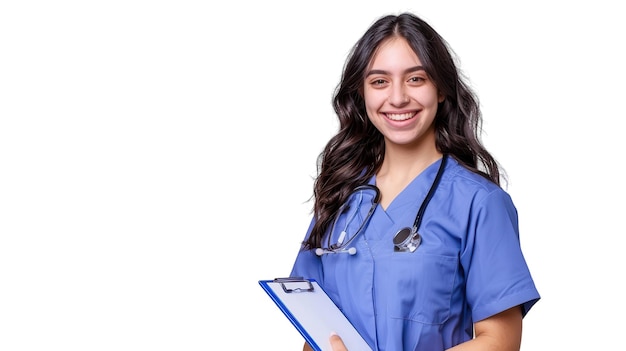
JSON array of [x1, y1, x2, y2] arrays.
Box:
[[386, 113, 414, 121]]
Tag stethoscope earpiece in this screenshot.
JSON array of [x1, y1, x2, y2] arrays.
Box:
[[315, 247, 357, 256]]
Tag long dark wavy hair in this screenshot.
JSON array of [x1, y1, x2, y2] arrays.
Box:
[[302, 12, 503, 250]]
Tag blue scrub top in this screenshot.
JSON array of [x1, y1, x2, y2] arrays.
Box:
[[290, 157, 540, 351]]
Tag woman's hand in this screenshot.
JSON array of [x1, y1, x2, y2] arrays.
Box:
[[329, 332, 348, 351], [302, 332, 348, 351]]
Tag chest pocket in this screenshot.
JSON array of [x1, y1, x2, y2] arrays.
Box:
[[387, 252, 458, 324]]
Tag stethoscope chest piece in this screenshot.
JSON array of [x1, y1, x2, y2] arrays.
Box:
[[393, 227, 421, 253]]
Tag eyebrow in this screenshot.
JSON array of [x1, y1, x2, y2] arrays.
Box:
[[366, 65, 425, 77]]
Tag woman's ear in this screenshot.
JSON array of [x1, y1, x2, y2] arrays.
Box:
[[438, 91, 445, 103]]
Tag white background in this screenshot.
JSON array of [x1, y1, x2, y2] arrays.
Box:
[[1, 0, 624, 350]]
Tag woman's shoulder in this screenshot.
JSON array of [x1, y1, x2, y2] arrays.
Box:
[[444, 156, 509, 197], [442, 156, 516, 213]]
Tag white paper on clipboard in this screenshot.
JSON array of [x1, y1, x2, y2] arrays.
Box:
[[258, 278, 373, 351]]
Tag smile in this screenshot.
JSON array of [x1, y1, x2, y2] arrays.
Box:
[[385, 112, 416, 121]]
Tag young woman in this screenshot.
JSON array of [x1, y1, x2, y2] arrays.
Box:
[[290, 12, 540, 351]]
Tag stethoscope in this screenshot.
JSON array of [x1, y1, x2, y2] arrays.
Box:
[[315, 154, 447, 256]]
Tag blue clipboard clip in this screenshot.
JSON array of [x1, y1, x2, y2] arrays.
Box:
[[274, 277, 315, 293]]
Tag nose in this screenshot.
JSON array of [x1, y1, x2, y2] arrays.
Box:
[[389, 84, 409, 106]]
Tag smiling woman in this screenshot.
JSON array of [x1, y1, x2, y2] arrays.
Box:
[[3, 1, 624, 350], [287, 12, 540, 351]]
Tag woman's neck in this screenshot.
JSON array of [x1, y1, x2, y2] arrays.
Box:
[[375, 143, 442, 210], [377, 142, 441, 180]]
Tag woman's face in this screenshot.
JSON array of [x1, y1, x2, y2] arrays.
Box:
[[363, 37, 443, 149]]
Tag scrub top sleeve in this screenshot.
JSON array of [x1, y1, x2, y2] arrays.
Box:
[[462, 189, 540, 322], [289, 217, 323, 283]]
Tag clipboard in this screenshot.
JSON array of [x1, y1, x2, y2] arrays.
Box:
[[258, 277, 372, 351]]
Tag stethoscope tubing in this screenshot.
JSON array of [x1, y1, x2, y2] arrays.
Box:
[[317, 154, 448, 255]]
